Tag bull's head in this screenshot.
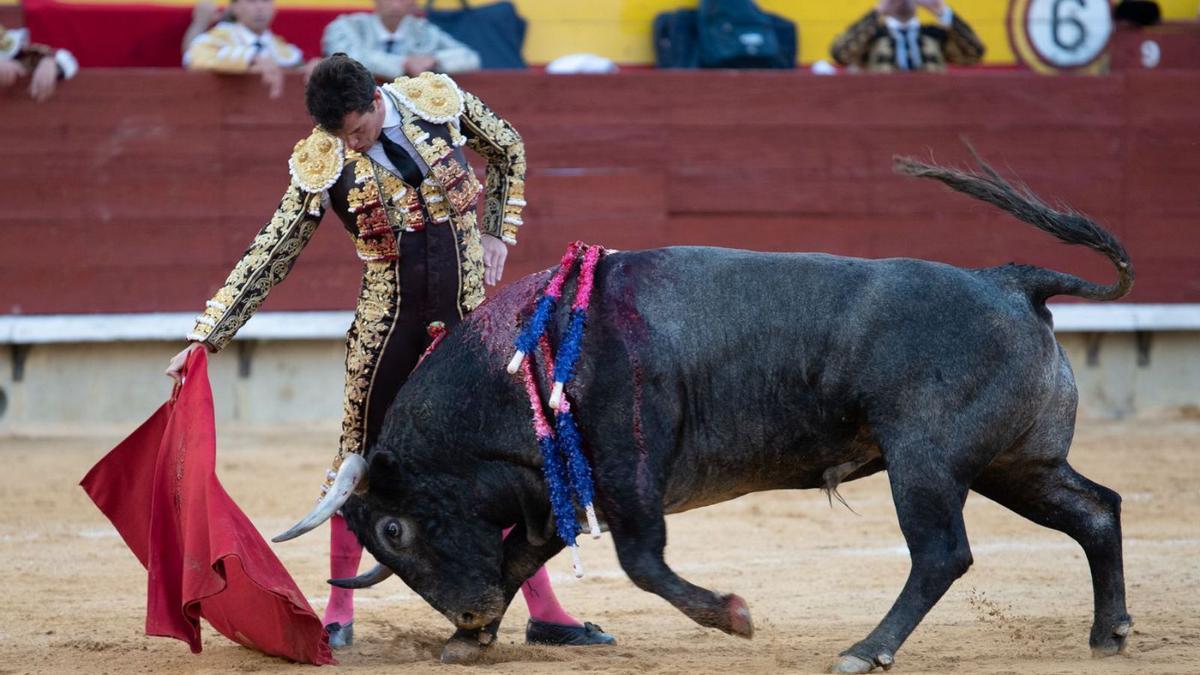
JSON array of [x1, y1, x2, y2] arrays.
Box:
[[272, 450, 513, 631]]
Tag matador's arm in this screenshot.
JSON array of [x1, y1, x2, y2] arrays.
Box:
[[188, 130, 346, 351], [458, 90, 526, 245]]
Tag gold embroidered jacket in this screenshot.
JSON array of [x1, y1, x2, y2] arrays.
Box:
[[183, 23, 304, 71], [830, 9, 984, 72], [188, 72, 526, 352]]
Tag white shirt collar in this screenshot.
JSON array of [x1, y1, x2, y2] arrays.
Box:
[[379, 87, 401, 130], [231, 21, 274, 46], [373, 14, 415, 41], [883, 15, 921, 33]]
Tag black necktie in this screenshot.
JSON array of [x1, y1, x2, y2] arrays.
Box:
[[384, 38, 397, 54], [377, 131, 425, 187]]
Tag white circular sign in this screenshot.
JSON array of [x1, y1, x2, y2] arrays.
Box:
[[1025, 0, 1113, 68]]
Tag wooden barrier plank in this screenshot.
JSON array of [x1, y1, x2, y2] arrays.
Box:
[[1, 70, 1197, 314]]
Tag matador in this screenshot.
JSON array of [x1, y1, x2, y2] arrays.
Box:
[[169, 54, 614, 650]]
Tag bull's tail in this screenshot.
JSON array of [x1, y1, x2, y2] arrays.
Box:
[[893, 146, 1133, 302]]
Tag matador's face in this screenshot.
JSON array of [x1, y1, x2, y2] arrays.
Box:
[[336, 89, 388, 153]]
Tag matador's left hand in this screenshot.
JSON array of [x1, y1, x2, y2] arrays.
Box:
[[481, 233, 507, 287]]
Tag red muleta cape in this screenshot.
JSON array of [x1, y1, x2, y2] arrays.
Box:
[[80, 349, 334, 665]]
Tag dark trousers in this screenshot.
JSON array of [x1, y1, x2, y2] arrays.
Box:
[[360, 223, 464, 450]]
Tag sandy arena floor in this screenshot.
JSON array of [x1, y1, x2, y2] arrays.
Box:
[[0, 419, 1197, 674]]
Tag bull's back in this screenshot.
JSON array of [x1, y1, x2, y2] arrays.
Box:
[[584, 247, 1063, 504]]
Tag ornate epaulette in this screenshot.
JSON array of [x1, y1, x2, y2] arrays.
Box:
[[289, 127, 347, 194], [384, 72, 465, 125]]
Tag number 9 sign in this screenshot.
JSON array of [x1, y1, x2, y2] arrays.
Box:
[[1009, 0, 1113, 74]]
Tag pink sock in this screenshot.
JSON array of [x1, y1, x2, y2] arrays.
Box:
[[323, 513, 362, 627], [503, 526, 582, 627]]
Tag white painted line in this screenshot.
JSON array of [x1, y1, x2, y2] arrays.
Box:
[[1, 304, 1197, 344]]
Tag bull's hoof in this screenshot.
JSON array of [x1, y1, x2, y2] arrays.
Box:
[[832, 650, 894, 673], [1090, 617, 1133, 658], [440, 635, 485, 664], [439, 628, 494, 664], [831, 655, 875, 674], [723, 594, 754, 639]]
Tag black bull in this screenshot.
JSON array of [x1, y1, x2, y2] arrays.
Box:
[[312, 156, 1135, 671]]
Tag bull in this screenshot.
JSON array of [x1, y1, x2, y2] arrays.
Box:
[[274, 153, 1133, 672]]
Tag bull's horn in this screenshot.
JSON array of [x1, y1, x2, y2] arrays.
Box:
[[272, 453, 368, 543], [329, 563, 394, 589]]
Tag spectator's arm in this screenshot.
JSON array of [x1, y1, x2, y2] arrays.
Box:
[[274, 37, 304, 69], [322, 17, 406, 79], [830, 10, 881, 67], [941, 8, 985, 65], [428, 26, 481, 73], [14, 40, 77, 80], [182, 1, 219, 54], [52, 48, 79, 79], [188, 182, 326, 351], [460, 90, 525, 245], [184, 30, 254, 72]]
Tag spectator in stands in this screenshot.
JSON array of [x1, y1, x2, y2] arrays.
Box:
[[182, 1, 232, 55], [0, 24, 79, 102], [183, 0, 313, 99], [322, 0, 480, 79], [830, 0, 984, 72]]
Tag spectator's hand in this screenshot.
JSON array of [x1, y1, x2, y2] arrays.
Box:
[[191, 0, 219, 25], [915, 0, 948, 16], [250, 53, 284, 99], [403, 54, 437, 76], [481, 234, 507, 287], [166, 342, 207, 383], [301, 57, 320, 85], [29, 56, 59, 102], [0, 59, 28, 88]]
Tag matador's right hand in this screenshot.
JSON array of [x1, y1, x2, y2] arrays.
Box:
[[166, 342, 207, 383]]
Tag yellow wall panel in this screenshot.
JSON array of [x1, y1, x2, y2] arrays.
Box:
[[512, 0, 1024, 65], [17, 0, 1200, 65]]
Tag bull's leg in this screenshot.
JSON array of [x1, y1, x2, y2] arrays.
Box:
[[972, 461, 1130, 657], [834, 465, 974, 673], [607, 504, 754, 638]]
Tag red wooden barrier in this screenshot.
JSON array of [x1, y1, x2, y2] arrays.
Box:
[[1, 70, 1197, 317]]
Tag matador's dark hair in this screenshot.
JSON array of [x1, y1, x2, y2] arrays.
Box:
[[305, 54, 377, 132]]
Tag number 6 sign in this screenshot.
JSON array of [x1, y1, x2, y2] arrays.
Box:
[[1009, 0, 1113, 74]]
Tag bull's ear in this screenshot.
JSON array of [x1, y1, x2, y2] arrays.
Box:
[[366, 450, 403, 492]]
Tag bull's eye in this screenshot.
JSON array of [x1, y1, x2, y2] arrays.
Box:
[[376, 517, 414, 549]]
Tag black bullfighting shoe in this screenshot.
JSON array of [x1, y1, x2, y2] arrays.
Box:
[[326, 621, 353, 649], [525, 619, 616, 646]]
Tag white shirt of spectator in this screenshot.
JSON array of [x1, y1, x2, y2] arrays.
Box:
[[322, 13, 481, 77], [184, 21, 302, 69], [884, 7, 954, 71], [1, 27, 79, 78], [884, 16, 922, 70]]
